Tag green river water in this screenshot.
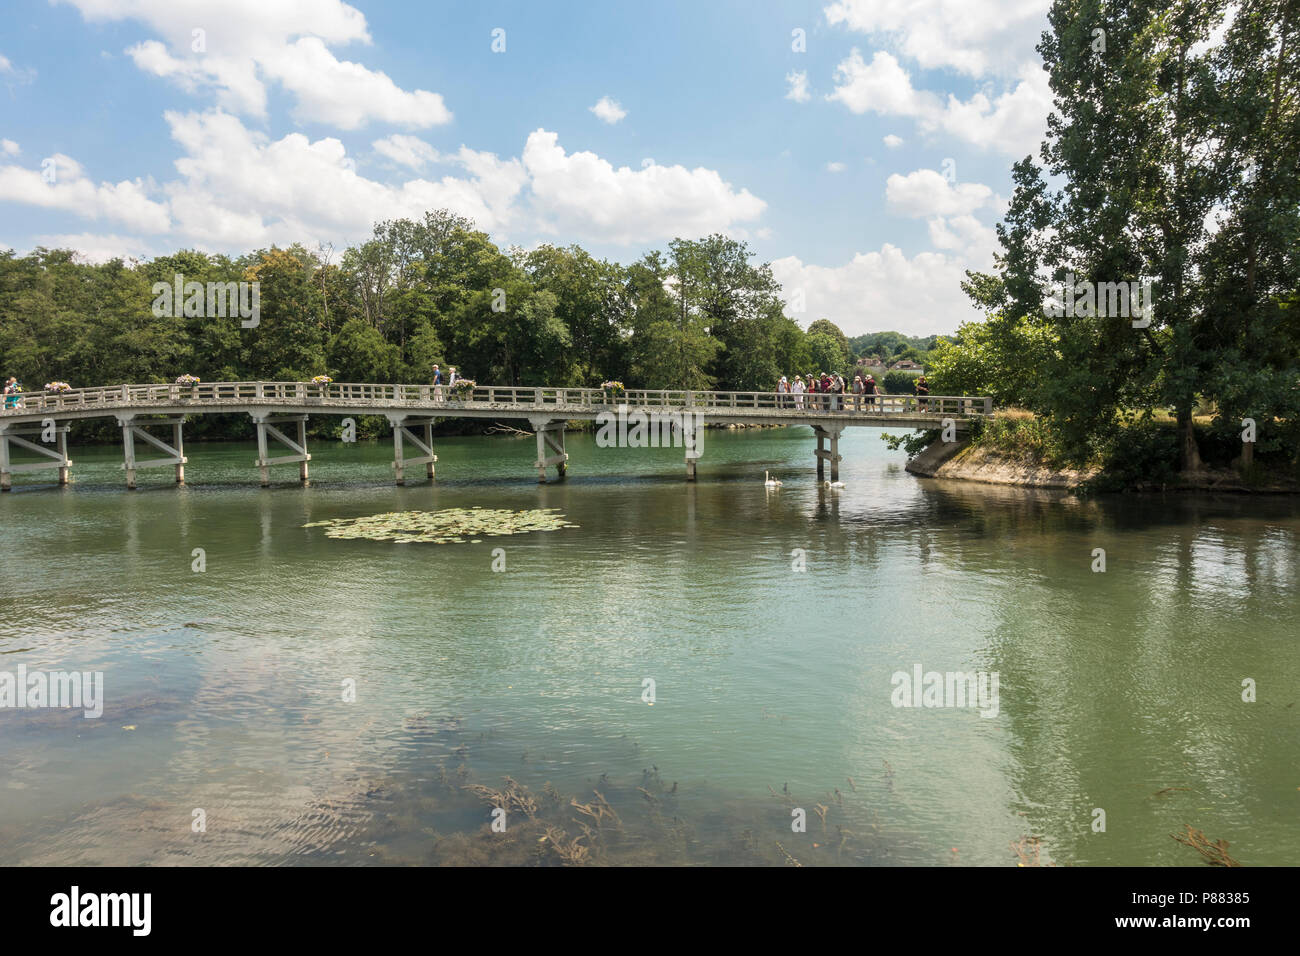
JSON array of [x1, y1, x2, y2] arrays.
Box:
[[0, 426, 1296, 865]]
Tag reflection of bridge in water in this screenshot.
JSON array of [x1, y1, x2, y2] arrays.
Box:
[[0, 382, 993, 489]]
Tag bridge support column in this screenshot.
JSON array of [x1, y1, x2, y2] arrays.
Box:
[[251, 414, 310, 486], [387, 415, 437, 485], [683, 416, 700, 481], [528, 417, 568, 482], [117, 415, 187, 489], [0, 422, 73, 490], [813, 425, 843, 482]]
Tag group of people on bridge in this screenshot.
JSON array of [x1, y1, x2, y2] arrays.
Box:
[[775, 372, 929, 412]]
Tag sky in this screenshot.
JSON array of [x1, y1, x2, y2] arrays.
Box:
[[0, 0, 1056, 337]]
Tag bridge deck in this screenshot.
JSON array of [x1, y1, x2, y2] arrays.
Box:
[[0, 381, 990, 430]]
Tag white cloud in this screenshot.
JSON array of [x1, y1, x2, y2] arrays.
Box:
[[829, 50, 936, 116], [785, 70, 810, 103], [883, 169, 999, 263], [772, 244, 989, 337], [926, 213, 998, 260], [824, 0, 1051, 78], [521, 129, 766, 245], [1, 139, 19, 156], [126, 39, 268, 115], [1, 115, 766, 254], [883, 134, 903, 148], [62, 0, 451, 128], [259, 38, 451, 129], [589, 96, 627, 124], [828, 49, 1050, 156], [936, 63, 1052, 157], [372, 134, 440, 171], [162, 110, 523, 246], [885, 168, 993, 217], [0, 154, 170, 233], [826, 161, 847, 173]]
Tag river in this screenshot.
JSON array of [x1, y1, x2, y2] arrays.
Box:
[[1, 426, 1296, 865]]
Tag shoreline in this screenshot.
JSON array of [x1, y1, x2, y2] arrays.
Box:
[[906, 439, 1299, 494]]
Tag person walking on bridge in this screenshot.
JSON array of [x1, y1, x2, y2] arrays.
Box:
[[793, 375, 805, 409], [776, 375, 789, 408], [3, 377, 20, 409], [432, 364, 443, 401], [852, 374, 864, 412], [863, 374, 880, 412], [914, 374, 929, 412]]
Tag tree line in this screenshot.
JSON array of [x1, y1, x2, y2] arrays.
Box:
[[0, 217, 873, 402]]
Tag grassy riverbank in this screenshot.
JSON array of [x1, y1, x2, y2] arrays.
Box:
[[904, 410, 1300, 493]]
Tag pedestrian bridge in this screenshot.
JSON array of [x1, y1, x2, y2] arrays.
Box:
[[0, 381, 992, 489]]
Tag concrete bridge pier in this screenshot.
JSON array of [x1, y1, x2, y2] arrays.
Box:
[[251, 413, 310, 486], [117, 414, 187, 488], [684, 419, 700, 481], [0, 421, 73, 490], [813, 425, 843, 482], [388, 414, 437, 484], [528, 417, 568, 482]]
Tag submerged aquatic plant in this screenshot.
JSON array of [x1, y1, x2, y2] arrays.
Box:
[[1171, 825, 1241, 867], [303, 506, 579, 544]]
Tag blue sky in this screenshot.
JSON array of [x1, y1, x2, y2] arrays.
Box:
[[0, 0, 1055, 336]]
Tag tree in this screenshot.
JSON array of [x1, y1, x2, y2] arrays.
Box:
[[969, 0, 1300, 472], [666, 235, 786, 388], [806, 331, 848, 374], [807, 319, 849, 358], [523, 244, 628, 386], [243, 246, 326, 380], [328, 318, 402, 382]]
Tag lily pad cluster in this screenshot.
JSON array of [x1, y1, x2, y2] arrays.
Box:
[[303, 506, 578, 544]]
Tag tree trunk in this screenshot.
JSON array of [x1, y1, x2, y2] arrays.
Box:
[[1177, 402, 1204, 473]]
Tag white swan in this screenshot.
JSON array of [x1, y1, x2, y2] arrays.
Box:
[[765, 471, 782, 487], [823, 480, 845, 489]]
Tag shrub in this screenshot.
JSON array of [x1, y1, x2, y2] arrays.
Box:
[[1088, 418, 1179, 490], [972, 412, 1072, 468]]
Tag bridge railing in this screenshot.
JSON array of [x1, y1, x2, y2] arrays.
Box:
[[2, 381, 993, 418]]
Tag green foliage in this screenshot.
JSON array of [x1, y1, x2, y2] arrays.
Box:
[[805, 331, 848, 375], [807, 319, 849, 357], [1086, 418, 1181, 491], [881, 429, 938, 458], [848, 330, 938, 365], [881, 371, 918, 394], [971, 414, 1074, 470]]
